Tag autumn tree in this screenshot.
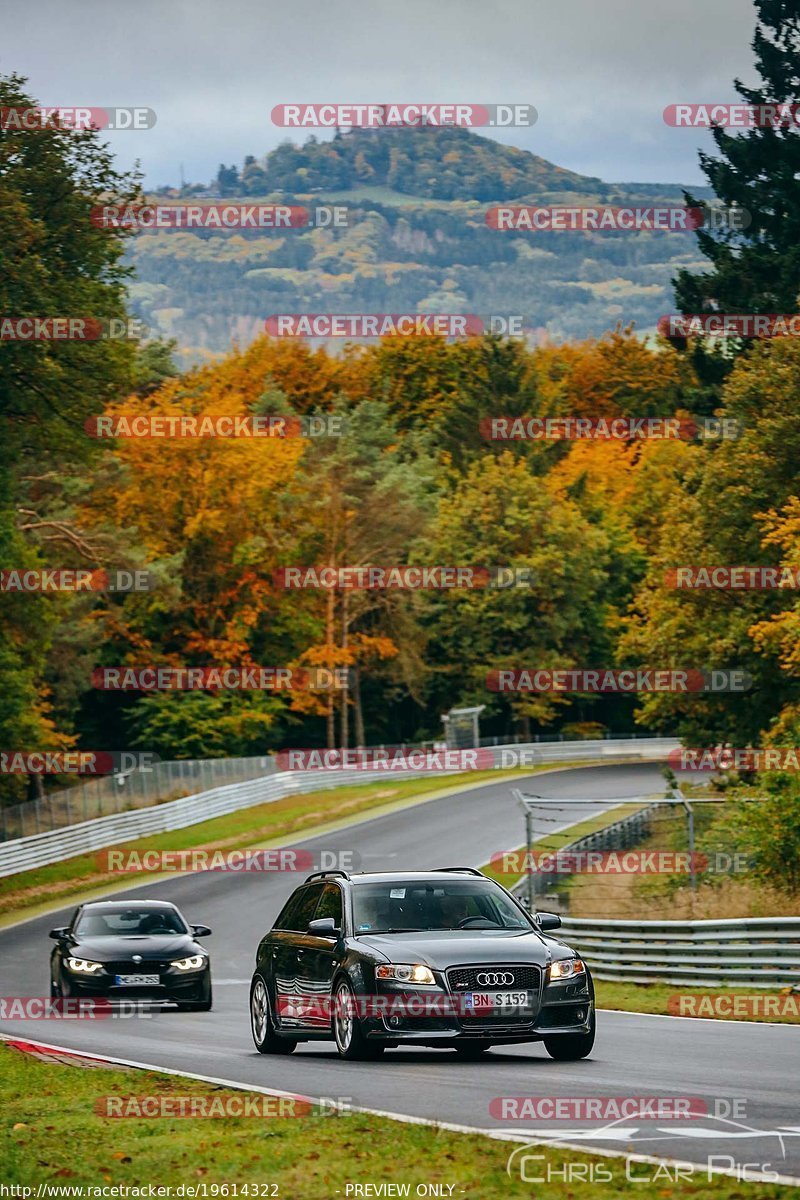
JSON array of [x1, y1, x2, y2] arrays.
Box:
[[0, 72, 140, 797]]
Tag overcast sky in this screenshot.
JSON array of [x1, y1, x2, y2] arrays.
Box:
[[1, 0, 759, 189]]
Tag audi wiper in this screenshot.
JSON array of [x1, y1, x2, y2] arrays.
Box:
[[362, 927, 423, 933]]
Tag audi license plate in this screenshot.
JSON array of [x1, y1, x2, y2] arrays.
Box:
[[464, 990, 529, 1012], [114, 974, 159, 986]]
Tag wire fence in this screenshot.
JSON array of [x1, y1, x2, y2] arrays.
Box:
[[0, 756, 276, 842]]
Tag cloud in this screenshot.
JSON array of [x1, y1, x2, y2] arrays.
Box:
[[1, 0, 758, 186]]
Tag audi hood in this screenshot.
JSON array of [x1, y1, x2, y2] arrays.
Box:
[[351, 928, 565, 969]]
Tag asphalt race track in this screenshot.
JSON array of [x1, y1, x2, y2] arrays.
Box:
[[1, 763, 798, 1183]]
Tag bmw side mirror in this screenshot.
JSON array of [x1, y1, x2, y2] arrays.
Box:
[[308, 917, 339, 937], [49, 927, 69, 940], [536, 912, 561, 932], [191, 924, 212, 937]]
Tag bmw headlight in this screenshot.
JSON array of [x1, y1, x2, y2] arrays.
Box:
[[66, 957, 104, 974], [376, 964, 436, 985], [171, 955, 206, 971], [547, 957, 585, 981]]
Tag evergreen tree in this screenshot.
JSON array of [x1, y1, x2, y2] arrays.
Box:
[[675, 1, 800, 317]]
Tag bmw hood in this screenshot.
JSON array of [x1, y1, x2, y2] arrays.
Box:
[[69, 934, 202, 962], [353, 928, 555, 968]]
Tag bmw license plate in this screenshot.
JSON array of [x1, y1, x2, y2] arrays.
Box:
[[115, 974, 159, 986], [464, 990, 528, 1012]]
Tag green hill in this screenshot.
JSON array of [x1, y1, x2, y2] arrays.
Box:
[[130, 127, 713, 359]]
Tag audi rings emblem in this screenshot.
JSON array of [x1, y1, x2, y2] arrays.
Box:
[[476, 971, 514, 987]]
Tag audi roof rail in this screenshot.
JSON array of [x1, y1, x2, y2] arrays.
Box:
[[433, 866, 486, 876], [303, 869, 351, 883]]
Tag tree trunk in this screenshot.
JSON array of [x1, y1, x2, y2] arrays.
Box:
[[353, 666, 366, 747], [326, 585, 336, 749], [340, 589, 349, 749]]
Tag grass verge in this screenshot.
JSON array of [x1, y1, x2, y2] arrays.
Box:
[[595, 980, 800, 1024], [0, 1041, 793, 1196]]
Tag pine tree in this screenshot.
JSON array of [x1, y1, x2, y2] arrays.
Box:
[[675, 1, 800, 316]]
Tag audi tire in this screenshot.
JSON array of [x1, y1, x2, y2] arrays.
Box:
[[332, 979, 384, 1060], [543, 1009, 596, 1061], [250, 975, 296, 1055], [453, 1040, 491, 1058]]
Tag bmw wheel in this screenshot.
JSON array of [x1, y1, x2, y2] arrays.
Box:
[[179, 973, 212, 1012]]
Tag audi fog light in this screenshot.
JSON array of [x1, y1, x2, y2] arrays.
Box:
[[376, 964, 436, 985], [547, 957, 585, 981]]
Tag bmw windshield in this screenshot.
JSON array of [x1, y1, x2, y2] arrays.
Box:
[[74, 907, 188, 938], [351, 880, 533, 933]]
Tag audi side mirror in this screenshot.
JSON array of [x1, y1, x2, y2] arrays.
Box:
[[536, 912, 562, 932], [308, 917, 339, 937]]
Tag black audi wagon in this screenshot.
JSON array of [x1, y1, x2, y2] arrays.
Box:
[[249, 868, 594, 1059]]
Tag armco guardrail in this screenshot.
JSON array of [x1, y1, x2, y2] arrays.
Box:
[[0, 737, 678, 878], [555, 916, 800, 988], [0, 731, 668, 841]]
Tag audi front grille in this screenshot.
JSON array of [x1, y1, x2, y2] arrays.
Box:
[[446, 964, 542, 992]]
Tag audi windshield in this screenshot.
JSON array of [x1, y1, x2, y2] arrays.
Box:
[[351, 880, 532, 933]]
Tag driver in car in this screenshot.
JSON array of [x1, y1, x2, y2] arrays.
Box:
[[435, 893, 471, 929]]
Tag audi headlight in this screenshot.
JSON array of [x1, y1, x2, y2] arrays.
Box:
[[66, 957, 104, 974], [171, 955, 206, 971], [547, 957, 585, 981], [376, 964, 436, 985]]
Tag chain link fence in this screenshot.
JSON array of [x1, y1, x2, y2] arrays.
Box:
[[0, 756, 276, 841]]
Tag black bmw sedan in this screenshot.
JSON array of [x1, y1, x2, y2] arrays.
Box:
[[249, 868, 594, 1059], [50, 900, 212, 1010]]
